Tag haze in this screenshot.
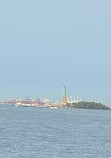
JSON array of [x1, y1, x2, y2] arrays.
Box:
[[0, 0, 111, 105]]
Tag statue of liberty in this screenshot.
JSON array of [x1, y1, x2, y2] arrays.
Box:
[[63, 84, 67, 96]]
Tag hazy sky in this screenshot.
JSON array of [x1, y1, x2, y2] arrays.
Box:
[[0, 0, 111, 105]]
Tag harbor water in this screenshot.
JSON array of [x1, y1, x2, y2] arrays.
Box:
[[0, 105, 111, 158]]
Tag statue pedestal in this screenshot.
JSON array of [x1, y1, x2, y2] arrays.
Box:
[[62, 96, 67, 105]]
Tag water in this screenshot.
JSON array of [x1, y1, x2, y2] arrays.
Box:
[[0, 105, 111, 158]]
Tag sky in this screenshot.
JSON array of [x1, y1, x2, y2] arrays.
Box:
[[0, 0, 111, 105]]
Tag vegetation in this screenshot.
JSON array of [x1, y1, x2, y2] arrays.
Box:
[[67, 101, 109, 110]]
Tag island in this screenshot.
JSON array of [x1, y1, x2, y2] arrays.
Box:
[[66, 101, 109, 110]]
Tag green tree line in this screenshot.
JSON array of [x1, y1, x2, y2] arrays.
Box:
[[67, 101, 109, 110]]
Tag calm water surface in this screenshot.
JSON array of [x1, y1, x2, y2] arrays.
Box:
[[0, 105, 111, 158]]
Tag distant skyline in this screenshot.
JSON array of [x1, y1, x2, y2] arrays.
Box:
[[0, 0, 111, 105]]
